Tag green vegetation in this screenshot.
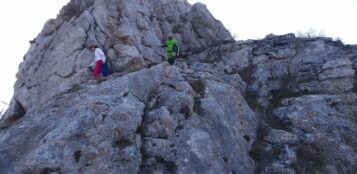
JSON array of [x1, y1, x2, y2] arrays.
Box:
[[190, 80, 205, 96], [155, 155, 177, 174], [249, 126, 284, 174], [115, 138, 133, 150], [291, 142, 327, 173]]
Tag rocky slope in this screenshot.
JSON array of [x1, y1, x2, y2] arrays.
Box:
[[0, 0, 356, 173]]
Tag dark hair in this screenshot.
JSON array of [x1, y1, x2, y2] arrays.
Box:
[[87, 42, 99, 49]]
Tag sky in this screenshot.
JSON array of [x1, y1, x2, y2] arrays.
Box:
[[0, 0, 356, 105]]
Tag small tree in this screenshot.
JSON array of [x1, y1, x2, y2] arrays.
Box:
[[296, 28, 326, 38], [60, 0, 94, 20], [0, 101, 9, 118]]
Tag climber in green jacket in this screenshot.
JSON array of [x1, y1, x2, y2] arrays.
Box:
[[162, 33, 179, 65]]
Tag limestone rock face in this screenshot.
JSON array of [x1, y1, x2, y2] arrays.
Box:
[[13, 0, 232, 112], [0, 0, 356, 174], [0, 64, 256, 174]]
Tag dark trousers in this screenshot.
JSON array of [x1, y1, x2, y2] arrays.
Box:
[[102, 63, 109, 77], [168, 58, 175, 65]]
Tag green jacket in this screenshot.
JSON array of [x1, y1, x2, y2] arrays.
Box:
[[166, 39, 179, 53]]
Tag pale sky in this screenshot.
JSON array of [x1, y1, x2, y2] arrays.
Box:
[[0, 0, 356, 104]]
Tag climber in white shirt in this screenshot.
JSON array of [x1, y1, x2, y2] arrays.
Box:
[[88, 43, 108, 80]]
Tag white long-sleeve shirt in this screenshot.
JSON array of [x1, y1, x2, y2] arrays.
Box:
[[94, 48, 106, 62]]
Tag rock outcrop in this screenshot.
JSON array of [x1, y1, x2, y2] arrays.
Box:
[[0, 0, 356, 174]]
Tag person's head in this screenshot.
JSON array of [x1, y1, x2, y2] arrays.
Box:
[[167, 33, 174, 40], [88, 43, 98, 51]]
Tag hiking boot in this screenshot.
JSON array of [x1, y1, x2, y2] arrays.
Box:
[[96, 77, 106, 84], [163, 62, 170, 66]]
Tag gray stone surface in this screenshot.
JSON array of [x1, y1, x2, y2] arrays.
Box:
[[11, 0, 232, 114], [0, 0, 356, 173], [267, 94, 357, 174], [0, 64, 257, 174]]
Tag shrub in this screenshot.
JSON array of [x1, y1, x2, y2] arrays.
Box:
[[60, 0, 94, 20], [296, 28, 326, 39], [0, 101, 9, 119], [292, 142, 327, 173]]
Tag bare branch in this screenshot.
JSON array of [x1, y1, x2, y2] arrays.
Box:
[[0, 101, 9, 106], [0, 100, 9, 118]]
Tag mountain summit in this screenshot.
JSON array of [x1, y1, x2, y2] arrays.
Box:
[[0, 0, 356, 173]]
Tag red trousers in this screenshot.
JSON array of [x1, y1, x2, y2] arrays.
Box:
[[93, 60, 103, 80]]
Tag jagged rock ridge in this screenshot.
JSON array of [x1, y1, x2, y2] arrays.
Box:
[[0, 0, 356, 173]]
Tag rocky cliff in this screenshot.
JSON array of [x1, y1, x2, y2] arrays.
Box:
[[0, 0, 356, 173]]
